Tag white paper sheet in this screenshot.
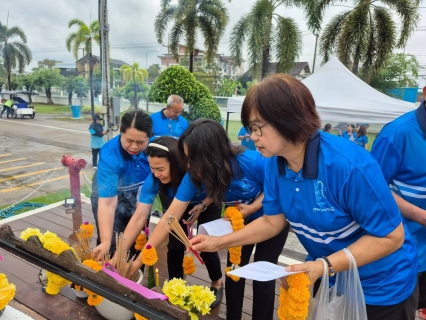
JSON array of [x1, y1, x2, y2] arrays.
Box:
[[198, 219, 234, 236], [227, 261, 307, 281]]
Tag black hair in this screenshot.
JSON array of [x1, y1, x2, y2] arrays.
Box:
[[357, 125, 367, 137], [146, 137, 185, 194], [120, 110, 152, 136], [241, 74, 320, 145], [323, 123, 332, 132], [178, 119, 244, 206]]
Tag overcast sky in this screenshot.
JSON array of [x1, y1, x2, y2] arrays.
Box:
[[1, 0, 425, 86]]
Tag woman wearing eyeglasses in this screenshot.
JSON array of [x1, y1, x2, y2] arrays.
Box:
[[129, 119, 289, 318], [190, 74, 419, 320]]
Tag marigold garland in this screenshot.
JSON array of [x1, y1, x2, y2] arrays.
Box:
[[45, 271, 71, 295], [19, 228, 42, 241], [134, 313, 149, 320], [80, 221, 94, 238], [0, 273, 16, 310], [224, 206, 244, 282], [82, 259, 103, 271], [135, 233, 147, 251], [183, 253, 196, 275], [141, 244, 158, 266], [278, 273, 310, 320]]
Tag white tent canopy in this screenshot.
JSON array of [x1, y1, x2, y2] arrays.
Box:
[[301, 57, 416, 124], [226, 57, 416, 126]]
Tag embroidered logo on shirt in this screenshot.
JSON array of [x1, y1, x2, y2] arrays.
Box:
[[313, 180, 335, 212]]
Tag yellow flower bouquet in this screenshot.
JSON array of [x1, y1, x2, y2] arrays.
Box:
[[0, 273, 16, 311], [162, 278, 215, 320]]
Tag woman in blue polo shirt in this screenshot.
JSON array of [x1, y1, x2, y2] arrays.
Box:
[[190, 75, 419, 320], [92, 110, 152, 258], [130, 120, 289, 319], [354, 125, 369, 149], [119, 136, 223, 286]]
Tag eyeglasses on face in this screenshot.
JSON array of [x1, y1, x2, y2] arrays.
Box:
[[248, 122, 270, 136]]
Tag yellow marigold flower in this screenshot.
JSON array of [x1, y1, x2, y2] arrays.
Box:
[[82, 259, 102, 272], [0, 274, 16, 310], [287, 273, 310, 289], [141, 245, 158, 266], [80, 222, 95, 239], [45, 271, 71, 295], [19, 228, 42, 241], [134, 314, 149, 320], [40, 231, 58, 244], [43, 237, 71, 255], [135, 233, 147, 251], [183, 254, 196, 275], [225, 266, 240, 282]]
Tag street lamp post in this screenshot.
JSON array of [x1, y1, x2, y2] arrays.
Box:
[[146, 50, 160, 70]]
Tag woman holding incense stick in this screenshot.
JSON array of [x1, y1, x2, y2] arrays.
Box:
[[91, 110, 152, 258], [119, 136, 223, 297], [189, 74, 419, 320], [129, 120, 289, 319]]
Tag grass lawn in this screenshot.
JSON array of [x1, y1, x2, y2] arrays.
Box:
[[33, 104, 71, 114]]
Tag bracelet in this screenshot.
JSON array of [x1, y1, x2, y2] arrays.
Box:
[[322, 256, 335, 277], [200, 201, 208, 212]]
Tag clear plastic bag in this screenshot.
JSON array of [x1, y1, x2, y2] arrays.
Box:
[[307, 248, 367, 320]]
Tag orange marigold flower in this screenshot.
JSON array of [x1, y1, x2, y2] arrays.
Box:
[[134, 313, 149, 320], [84, 289, 103, 306], [80, 222, 94, 238], [287, 273, 310, 289], [82, 259, 103, 271], [183, 254, 196, 275], [141, 245, 158, 266], [288, 287, 310, 303], [225, 266, 240, 282], [135, 233, 147, 251]]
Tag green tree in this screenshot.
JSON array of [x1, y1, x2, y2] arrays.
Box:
[[115, 82, 151, 111], [217, 78, 242, 97], [149, 65, 221, 121], [73, 76, 90, 107], [38, 59, 60, 69], [66, 19, 100, 116], [0, 21, 32, 90], [62, 75, 77, 105], [369, 53, 424, 96], [32, 68, 63, 105], [120, 62, 148, 110], [147, 64, 161, 82], [0, 64, 7, 91], [155, 0, 229, 73], [316, 0, 419, 81], [230, 0, 302, 81], [17, 73, 36, 103], [193, 72, 215, 95]]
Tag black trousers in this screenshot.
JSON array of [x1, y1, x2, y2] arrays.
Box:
[[418, 271, 426, 309], [167, 204, 223, 282], [0, 106, 11, 117], [92, 148, 100, 167], [225, 221, 290, 320]]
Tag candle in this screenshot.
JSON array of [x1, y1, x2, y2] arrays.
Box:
[[155, 268, 160, 287]]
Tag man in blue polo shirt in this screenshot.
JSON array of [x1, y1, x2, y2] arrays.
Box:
[[371, 87, 426, 316], [150, 94, 188, 138]]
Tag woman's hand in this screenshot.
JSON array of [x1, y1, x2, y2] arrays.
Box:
[[128, 259, 142, 279], [183, 204, 203, 224], [237, 203, 255, 219], [189, 234, 220, 252], [92, 242, 111, 261], [285, 260, 325, 288]]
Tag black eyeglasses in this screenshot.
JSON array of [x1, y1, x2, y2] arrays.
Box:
[[248, 122, 270, 137]]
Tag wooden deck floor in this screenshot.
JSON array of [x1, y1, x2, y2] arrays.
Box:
[[0, 202, 301, 320]]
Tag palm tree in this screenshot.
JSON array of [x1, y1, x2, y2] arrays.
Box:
[[314, 0, 419, 81], [230, 0, 303, 81], [66, 19, 100, 116], [120, 63, 148, 110], [0, 21, 32, 90], [155, 0, 229, 73]]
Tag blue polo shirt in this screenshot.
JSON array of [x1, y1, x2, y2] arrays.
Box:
[[263, 132, 417, 306], [139, 172, 205, 205], [354, 135, 368, 148], [341, 131, 356, 140], [238, 126, 256, 150], [97, 135, 151, 198], [371, 103, 426, 273], [150, 109, 188, 138], [175, 150, 265, 220]]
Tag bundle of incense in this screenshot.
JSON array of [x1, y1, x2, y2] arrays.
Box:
[[72, 229, 92, 261], [113, 232, 136, 279], [164, 214, 204, 264]]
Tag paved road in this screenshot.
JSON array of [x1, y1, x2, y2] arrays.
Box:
[[0, 115, 99, 207]]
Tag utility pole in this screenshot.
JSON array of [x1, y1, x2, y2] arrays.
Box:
[[312, 34, 319, 73], [99, 0, 113, 141], [167, 34, 170, 67]]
